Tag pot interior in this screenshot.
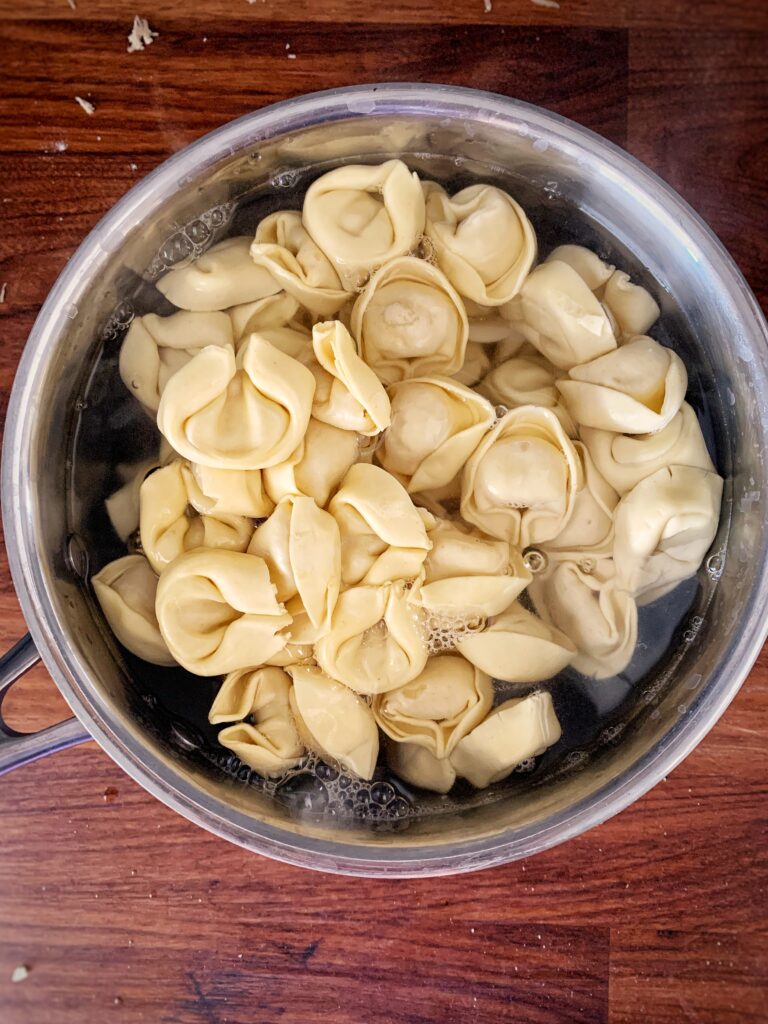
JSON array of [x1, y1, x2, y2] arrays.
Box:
[[22, 95, 767, 864]]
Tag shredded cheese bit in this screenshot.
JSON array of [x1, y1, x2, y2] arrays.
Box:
[[54, 140, 68, 152], [127, 15, 159, 53], [531, 0, 560, 6], [67, 0, 76, 8], [75, 96, 95, 115], [483, 0, 492, 10], [0, 283, 7, 304], [11, 965, 29, 983], [288, 53, 297, 59], [129, 162, 138, 171]]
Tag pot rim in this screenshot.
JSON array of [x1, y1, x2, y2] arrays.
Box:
[[4, 83, 768, 876]]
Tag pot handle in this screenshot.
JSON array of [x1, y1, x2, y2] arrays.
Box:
[[0, 633, 91, 775]]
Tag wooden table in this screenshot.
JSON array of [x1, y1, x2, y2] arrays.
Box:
[[0, 2, 766, 1020]]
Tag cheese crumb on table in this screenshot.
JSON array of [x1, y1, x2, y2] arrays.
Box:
[[531, 0, 560, 6], [127, 15, 159, 53], [0, 283, 8, 304], [11, 965, 29, 983], [483, 0, 492, 11], [75, 96, 95, 115]]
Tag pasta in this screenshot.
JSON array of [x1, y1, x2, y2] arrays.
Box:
[[350, 257, 468, 382], [97, 159, 722, 797], [378, 376, 494, 492], [303, 160, 426, 289], [92, 554, 175, 665]]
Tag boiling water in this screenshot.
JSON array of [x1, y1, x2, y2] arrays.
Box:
[[68, 155, 729, 831]]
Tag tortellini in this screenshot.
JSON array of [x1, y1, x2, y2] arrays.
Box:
[[478, 351, 576, 435], [157, 334, 315, 469], [450, 691, 562, 789], [250, 211, 351, 315], [414, 519, 531, 618], [157, 236, 280, 311], [613, 465, 723, 605], [155, 548, 292, 675], [350, 257, 469, 382], [580, 402, 714, 496], [424, 182, 536, 305], [378, 376, 494, 493], [289, 665, 379, 779], [262, 417, 360, 508], [102, 160, 722, 798], [209, 667, 305, 776], [248, 496, 341, 633], [303, 160, 426, 289], [139, 461, 253, 575], [310, 320, 391, 436], [461, 406, 582, 547], [92, 554, 175, 665], [328, 463, 431, 586], [456, 603, 575, 683], [556, 336, 687, 434], [119, 310, 234, 412], [373, 655, 493, 757], [529, 560, 637, 678], [505, 259, 617, 370], [315, 581, 428, 695]]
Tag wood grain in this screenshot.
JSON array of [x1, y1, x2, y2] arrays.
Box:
[[0, 4, 767, 1023]]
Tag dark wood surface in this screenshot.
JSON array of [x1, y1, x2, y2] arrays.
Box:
[[0, 5, 766, 1022]]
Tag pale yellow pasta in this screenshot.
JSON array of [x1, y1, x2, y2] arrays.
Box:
[[350, 257, 469, 383], [188, 462, 274, 518], [378, 376, 494, 493], [556, 336, 687, 434], [156, 333, 315, 469], [450, 691, 562, 788], [424, 182, 536, 305], [262, 417, 360, 508], [385, 739, 457, 794], [289, 665, 379, 779], [310, 320, 391, 436], [210, 667, 305, 776], [478, 352, 576, 435], [540, 441, 618, 563], [302, 160, 426, 289], [453, 341, 491, 387], [314, 581, 428, 695], [157, 237, 280, 311], [460, 406, 583, 546], [328, 463, 431, 586], [456, 602, 575, 683], [373, 654, 493, 758], [227, 291, 302, 341], [250, 210, 351, 315], [93, 554, 175, 666], [155, 548, 292, 675]]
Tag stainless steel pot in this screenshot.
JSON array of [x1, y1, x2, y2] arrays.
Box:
[[2, 84, 767, 877]]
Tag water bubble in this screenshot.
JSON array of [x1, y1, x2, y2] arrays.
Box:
[[579, 557, 596, 575], [370, 782, 396, 806], [315, 763, 338, 782], [271, 168, 301, 189], [494, 404, 509, 420], [523, 549, 548, 574], [391, 798, 410, 818], [160, 232, 194, 265], [206, 206, 228, 228], [706, 552, 724, 579], [354, 788, 370, 804], [683, 630, 696, 643], [65, 533, 89, 579], [169, 720, 204, 752], [276, 772, 329, 813], [64, 302, 79, 320], [184, 219, 211, 245]]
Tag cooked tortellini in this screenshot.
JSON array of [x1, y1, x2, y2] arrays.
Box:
[[373, 655, 493, 757], [580, 402, 714, 496], [450, 691, 562, 789], [613, 465, 723, 605], [92, 554, 175, 665], [119, 310, 234, 413], [328, 463, 432, 586], [157, 333, 315, 469], [461, 406, 582, 547], [155, 548, 292, 675], [209, 667, 305, 776], [303, 160, 426, 289], [478, 351, 576, 435], [424, 182, 536, 305], [315, 581, 428, 695], [456, 603, 575, 683], [101, 160, 721, 799], [414, 518, 531, 618], [289, 665, 379, 779], [310, 320, 391, 436], [350, 257, 469, 383], [505, 259, 617, 370], [262, 417, 360, 508], [157, 236, 280, 311], [248, 496, 341, 633], [529, 560, 638, 678], [139, 461, 253, 575], [378, 376, 494, 493], [250, 210, 351, 315], [556, 336, 687, 434]]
